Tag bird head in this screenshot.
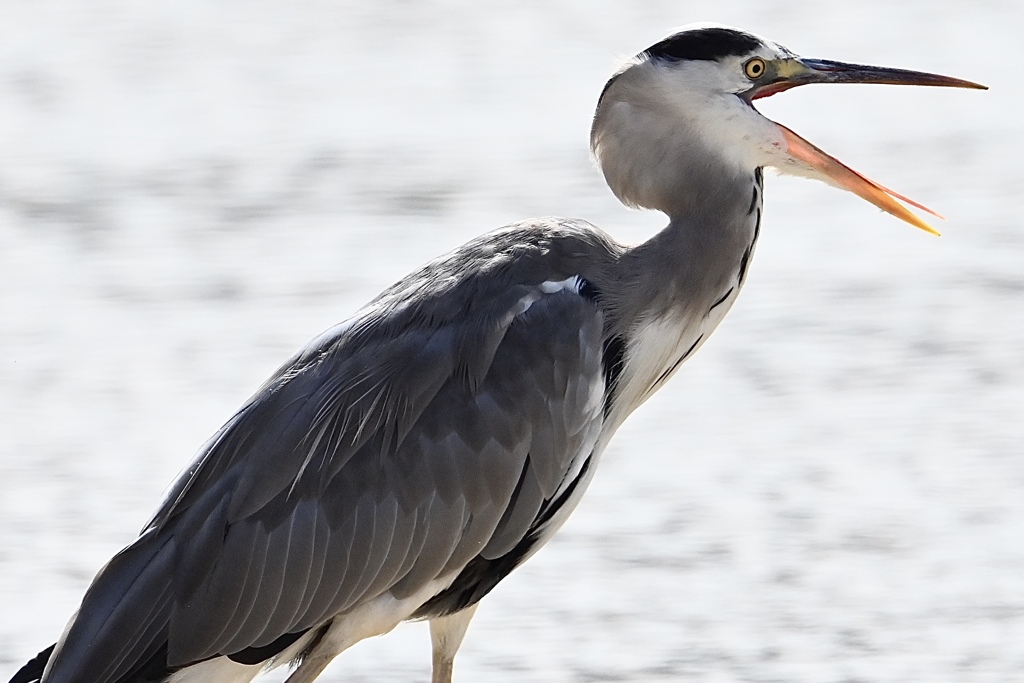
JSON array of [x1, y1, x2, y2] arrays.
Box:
[[591, 24, 986, 234]]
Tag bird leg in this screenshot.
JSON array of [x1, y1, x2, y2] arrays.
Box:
[[281, 617, 355, 683], [429, 604, 478, 683], [282, 641, 337, 683]]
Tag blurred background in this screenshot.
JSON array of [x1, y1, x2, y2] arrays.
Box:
[[0, 1, 1020, 681]]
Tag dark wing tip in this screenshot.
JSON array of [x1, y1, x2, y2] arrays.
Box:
[[9, 644, 55, 683]]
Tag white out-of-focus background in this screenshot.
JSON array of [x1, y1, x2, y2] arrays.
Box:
[[1, 2, 1020, 681]]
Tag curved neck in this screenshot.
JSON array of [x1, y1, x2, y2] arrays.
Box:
[[591, 74, 764, 324], [587, 160, 757, 325], [593, 166, 763, 432]]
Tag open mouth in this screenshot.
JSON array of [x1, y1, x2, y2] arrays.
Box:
[[740, 57, 985, 234]]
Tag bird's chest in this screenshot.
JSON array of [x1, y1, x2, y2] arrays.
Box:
[[609, 312, 717, 428]]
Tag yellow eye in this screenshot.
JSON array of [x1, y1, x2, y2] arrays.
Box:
[[744, 57, 766, 80]]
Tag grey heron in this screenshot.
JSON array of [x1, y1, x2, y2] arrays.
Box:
[[10, 24, 984, 683]]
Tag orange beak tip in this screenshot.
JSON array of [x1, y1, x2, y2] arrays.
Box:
[[777, 124, 948, 238]]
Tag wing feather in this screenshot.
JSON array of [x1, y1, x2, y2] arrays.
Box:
[[224, 520, 291, 652], [480, 459, 546, 559], [386, 501, 433, 600], [329, 494, 376, 614], [257, 498, 317, 643], [207, 520, 272, 658], [288, 501, 332, 632], [169, 512, 257, 663], [353, 496, 401, 603], [43, 531, 176, 683], [42, 227, 611, 683]]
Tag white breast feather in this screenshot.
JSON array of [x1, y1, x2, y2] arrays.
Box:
[[609, 297, 737, 431]]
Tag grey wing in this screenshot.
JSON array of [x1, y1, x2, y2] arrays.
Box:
[[42, 281, 606, 683]]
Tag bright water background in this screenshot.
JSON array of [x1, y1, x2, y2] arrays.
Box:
[[1, 2, 1021, 681]]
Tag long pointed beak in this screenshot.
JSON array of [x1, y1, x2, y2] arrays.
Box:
[[752, 57, 986, 235], [751, 57, 987, 99], [785, 58, 987, 90]]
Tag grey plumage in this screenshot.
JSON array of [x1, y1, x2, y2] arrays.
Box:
[[43, 220, 624, 683], [12, 23, 983, 683]]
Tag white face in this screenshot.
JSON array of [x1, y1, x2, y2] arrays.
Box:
[[639, 47, 793, 173]]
